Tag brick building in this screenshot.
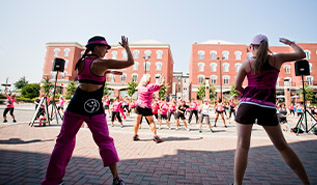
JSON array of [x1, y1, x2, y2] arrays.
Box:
[[189, 40, 317, 103], [172, 72, 190, 101], [42, 40, 174, 98]]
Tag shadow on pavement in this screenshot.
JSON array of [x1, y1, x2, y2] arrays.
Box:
[[0, 140, 316, 184], [0, 138, 55, 145]]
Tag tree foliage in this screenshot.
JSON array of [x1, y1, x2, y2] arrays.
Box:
[[42, 77, 53, 96], [197, 82, 216, 100], [21, 83, 40, 99], [127, 81, 138, 97], [300, 84, 315, 103], [66, 81, 77, 98], [159, 84, 170, 99], [104, 83, 112, 96], [230, 85, 240, 96], [14, 76, 28, 89]]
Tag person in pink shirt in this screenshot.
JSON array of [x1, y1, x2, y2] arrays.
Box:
[[214, 98, 227, 128], [3, 87, 18, 123], [188, 98, 199, 125], [111, 97, 124, 127], [152, 99, 160, 121], [133, 74, 165, 143], [57, 96, 65, 120], [158, 99, 170, 130], [103, 95, 111, 116]]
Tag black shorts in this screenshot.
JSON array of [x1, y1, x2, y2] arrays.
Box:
[[135, 105, 153, 116], [216, 110, 224, 114], [176, 112, 186, 120], [159, 114, 168, 120], [235, 103, 279, 126], [104, 105, 110, 109]]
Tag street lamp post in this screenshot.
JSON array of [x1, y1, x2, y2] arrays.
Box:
[[205, 77, 210, 100], [217, 56, 225, 101], [143, 55, 150, 74]]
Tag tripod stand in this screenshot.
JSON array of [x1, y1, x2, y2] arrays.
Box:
[[294, 74, 317, 135], [49, 71, 63, 124], [29, 96, 50, 127]]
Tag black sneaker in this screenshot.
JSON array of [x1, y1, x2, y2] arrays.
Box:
[[199, 129, 202, 133], [13, 120, 17, 123], [113, 178, 126, 185], [210, 129, 214, 133], [133, 135, 140, 141], [3, 120, 7, 123], [153, 136, 163, 143], [58, 180, 64, 185]]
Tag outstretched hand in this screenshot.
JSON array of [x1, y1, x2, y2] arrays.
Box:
[[279, 38, 293, 45], [119, 36, 129, 48]]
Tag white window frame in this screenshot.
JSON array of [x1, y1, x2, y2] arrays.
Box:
[[133, 50, 139, 59], [122, 50, 127, 59], [54, 48, 60, 56], [198, 62, 205, 72], [210, 63, 217, 72], [223, 75, 230, 84], [234, 51, 242, 60], [247, 52, 253, 59], [223, 63, 230, 72], [133, 62, 139, 70], [64, 48, 70, 57], [112, 51, 117, 59], [222, 51, 229, 60], [156, 50, 163, 59], [306, 76, 313, 86], [121, 73, 127, 82], [309, 63, 312, 73], [144, 50, 151, 58], [198, 50, 205, 60], [284, 77, 292, 87], [145, 62, 151, 71], [210, 75, 217, 84], [132, 74, 138, 82], [284, 65, 291, 74], [210, 51, 217, 60], [110, 74, 115, 82], [198, 75, 205, 84], [156, 62, 162, 71], [304, 50, 311, 60], [235, 63, 242, 72]]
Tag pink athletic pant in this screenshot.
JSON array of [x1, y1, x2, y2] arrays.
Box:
[[41, 110, 119, 185]]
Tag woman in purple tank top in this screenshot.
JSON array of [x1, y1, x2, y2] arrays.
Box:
[[233, 34, 310, 185], [42, 36, 134, 185]]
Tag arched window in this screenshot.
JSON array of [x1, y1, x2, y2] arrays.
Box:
[[223, 63, 230, 72], [133, 62, 139, 70], [198, 63, 205, 72], [61, 72, 67, 79], [210, 63, 217, 72], [306, 76, 313, 85], [64, 59, 69, 69], [156, 62, 162, 71], [198, 75, 205, 84], [247, 52, 253, 59], [145, 62, 151, 71], [64, 48, 70, 57], [210, 51, 217, 60], [110, 74, 115, 82], [133, 50, 139, 58], [309, 63, 312, 72], [51, 72, 56, 80], [198, 50, 205, 60], [284, 77, 292, 86], [222, 51, 229, 60], [156, 50, 163, 59], [284, 65, 291, 74], [223, 75, 230, 84], [304, 50, 311, 60], [132, 74, 138, 82], [122, 50, 127, 58], [235, 63, 242, 72], [234, 51, 242, 60], [112, 51, 117, 59], [144, 50, 151, 58], [210, 75, 217, 84], [54, 48, 60, 56], [121, 74, 126, 82]]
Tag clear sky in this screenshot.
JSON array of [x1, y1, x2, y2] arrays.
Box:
[[1, 0, 316, 89]]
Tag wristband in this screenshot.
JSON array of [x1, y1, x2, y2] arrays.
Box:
[[288, 41, 295, 46]]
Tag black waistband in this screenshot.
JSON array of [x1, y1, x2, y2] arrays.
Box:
[[79, 79, 105, 85]]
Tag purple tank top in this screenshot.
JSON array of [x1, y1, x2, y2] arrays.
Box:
[[240, 56, 279, 107], [78, 57, 106, 84]]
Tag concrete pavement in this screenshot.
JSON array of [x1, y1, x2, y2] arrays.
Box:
[[0, 104, 316, 184]]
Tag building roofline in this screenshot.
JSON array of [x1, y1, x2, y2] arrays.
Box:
[[46, 42, 84, 48]]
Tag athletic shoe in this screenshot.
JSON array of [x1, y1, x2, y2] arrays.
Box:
[[153, 136, 163, 143], [59, 180, 64, 185], [121, 125, 124, 128], [133, 135, 140, 141], [224, 125, 227, 128], [3, 120, 7, 123], [186, 128, 190, 132], [199, 129, 202, 133], [111, 124, 114, 127], [213, 124, 217, 127], [168, 127, 172, 130], [13, 120, 17, 123], [113, 178, 126, 185], [175, 127, 179, 131], [210, 129, 214, 133]]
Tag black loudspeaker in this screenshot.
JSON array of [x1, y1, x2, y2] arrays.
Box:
[[52, 58, 65, 72], [295, 60, 310, 76]]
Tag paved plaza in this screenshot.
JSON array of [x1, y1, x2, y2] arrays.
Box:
[[0, 104, 316, 185]]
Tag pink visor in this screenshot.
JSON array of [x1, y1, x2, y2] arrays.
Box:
[[86, 40, 111, 49]]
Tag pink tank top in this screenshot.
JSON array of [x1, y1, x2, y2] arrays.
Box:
[[78, 57, 107, 84]]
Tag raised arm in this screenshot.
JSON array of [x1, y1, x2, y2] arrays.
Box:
[[234, 61, 248, 93], [159, 76, 165, 88]]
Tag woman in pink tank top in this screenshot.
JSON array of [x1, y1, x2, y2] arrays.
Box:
[[233, 34, 310, 185]]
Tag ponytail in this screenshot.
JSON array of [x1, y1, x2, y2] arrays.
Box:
[[253, 40, 270, 75], [75, 48, 91, 70]]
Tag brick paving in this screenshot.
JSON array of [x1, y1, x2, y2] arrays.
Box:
[[0, 104, 316, 184]]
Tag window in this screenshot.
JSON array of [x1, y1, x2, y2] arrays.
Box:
[[112, 51, 117, 59], [304, 50, 311, 60], [235, 63, 242, 72], [198, 75, 205, 84], [178, 82, 181, 86], [198, 63, 205, 72], [156, 50, 163, 59], [198, 50, 205, 60], [156, 62, 162, 71], [110, 74, 115, 82], [210, 63, 217, 72], [309, 63, 312, 73], [61, 72, 67, 79], [284, 65, 291, 74], [145, 62, 150, 71], [223, 75, 230, 84], [306, 76, 313, 85], [121, 74, 126, 82], [284, 78, 291, 86], [223, 63, 230, 72], [122, 50, 127, 58], [247, 52, 253, 59], [54, 48, 60, 56], [64, 59, 69, 69], [133, 50, 139, 58], [132, 74, 138, 82], [210, 51, 217, 60], [51, 72, 56, 79], [155, 74, 161, 83], [222, 51, 229, 60], [211, 75, 217, 84], [144, 50, 151, 58], [133, 62, 139, 70], [234, 51, 242, 60], [64, 48, 70, 57]]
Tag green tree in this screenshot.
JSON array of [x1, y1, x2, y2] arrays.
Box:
[[21, 83, 40, 99], [42, 77, 53, 96], [159, 84, 170, 99], [230, 85, 240, 96], [66, 81, 77, 98], [197, 82, 216, 100], [104, 82, 111, 96], [127, 81, 138, 97], [300, 84, 314, 102], [14, 76, 28, 89]]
